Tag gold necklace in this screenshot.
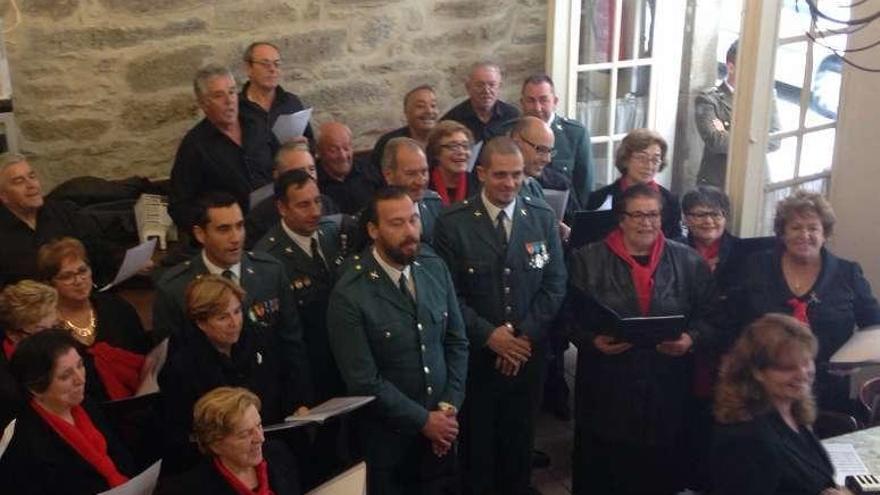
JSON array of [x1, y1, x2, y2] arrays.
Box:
[[62, 308, 97, 346]]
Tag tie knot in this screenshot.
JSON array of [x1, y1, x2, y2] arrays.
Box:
[[221, 269, 235, 281]]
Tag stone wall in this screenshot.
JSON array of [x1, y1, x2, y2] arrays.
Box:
[[2, 0, 548, 188]]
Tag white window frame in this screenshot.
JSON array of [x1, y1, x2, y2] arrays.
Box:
[[547, 0, 686, 189]]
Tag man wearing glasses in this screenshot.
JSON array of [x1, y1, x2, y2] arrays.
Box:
[[441, 62, 520, 144], [239, 41, 315, 148], [520, 74, 593, 211]]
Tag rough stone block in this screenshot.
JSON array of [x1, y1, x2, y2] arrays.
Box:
[[20, 118, 111, 142], [98, 0, 203, 14], [215, 2, 297, 32], [276, 29, 347, 66], [30, 19, 207, 54], [120, 93, 200, 132], [125, 45, 213, 93], [355, 15, 395, 51], [302, 79, 391, 111], [21, 0, 79, 19], [433, 0, 506, 19]]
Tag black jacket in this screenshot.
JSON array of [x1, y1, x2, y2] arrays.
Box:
[[158, 440, 301, 495], [740, 247, 880, 411], [585, 178, 683, 239], [712, 411, 836, 495], [568, 238, 716, 446], [0, 400, 134, 495], [158, 325, 296, 473]]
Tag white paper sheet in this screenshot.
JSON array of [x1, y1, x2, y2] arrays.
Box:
[[596, 193, 613, 211], [0, 418, 15, 460], [830, 326, 880, 366], [99, 239, 157, 292], [543, 189, 570, 220], [285, 396, 375, 423], [824, 443, 871, 486], [249, 183, 274, 209], [467, 141, 483, 173], [98, 460, 162, 495], [306, 462, 367, 495], [272, 108, 313, 143]]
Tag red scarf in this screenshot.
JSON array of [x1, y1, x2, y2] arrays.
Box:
[[87, 342, 145, 400], [604, 228, 666, 315], [432, 167, 467, 206], [2, 337, 14, 360], [694, 238, 722, 272], [30, 400, 129, 488], [787, 297, 810, 324], [213, 457, 275, 495], [620, 176, 660, 192]]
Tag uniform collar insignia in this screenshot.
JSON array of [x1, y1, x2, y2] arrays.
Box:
[[369, 270, 380, 280]]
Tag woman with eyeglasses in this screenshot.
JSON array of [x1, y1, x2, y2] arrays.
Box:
[[426, 120, 480, 206], [37, 237, 155, 402], [567, 184, 716, 494], [585, 128, 682, 239], [0, 280, 59, 425], [738, 191, 880, 416]]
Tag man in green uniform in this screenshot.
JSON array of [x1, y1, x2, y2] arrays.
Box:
[[152, 191, 312, 407], [328, 187, 469, 494], [381, 137, 444, 245], [434, 137, 567, 495]]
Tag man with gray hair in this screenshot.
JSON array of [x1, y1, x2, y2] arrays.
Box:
[[370, 84, 439, 182], [441, 62, 520, 143], [381, 137, 442, 244], [0, 153, 106, 285], [169, 64, 277, 231]]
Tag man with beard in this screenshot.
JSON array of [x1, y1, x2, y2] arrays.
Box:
[[382, 137, 443, 245], [328, 187, 468, 495], [442, 62, 520, 144], [434, 137, 566, 495], [370, 85, 440, 183]]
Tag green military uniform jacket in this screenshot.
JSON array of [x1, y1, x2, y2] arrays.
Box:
[[549, 114, 593, 209], [326, 247, 469, 467], [434, 194, 567, 349], [418, 189, 443, 245], [520, 177, 545, 201], [152, 250, 312, 404], [254, 218, 345, 402]]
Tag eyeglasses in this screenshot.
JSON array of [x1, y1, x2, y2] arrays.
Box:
[[249, 59, 282, 70], [440, 142, 470, 153], [622, 211, 662, 222], [518, 136, 557, 158], [685, 210, 725, 221], [471, 81, 499, 90], [54, 264, 91, 284], [632, 152, 663, 165]]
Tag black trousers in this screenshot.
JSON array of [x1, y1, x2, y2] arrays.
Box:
[[367, 437, 459, 495], [460, 350, 545, 495]]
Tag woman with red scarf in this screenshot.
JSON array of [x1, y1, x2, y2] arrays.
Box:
[[426, 120, 479, 206], [37, 237, 155, 402], [567, 184, 717, 495], [738, 191, 880, 416], [159, 386, 300, 495], [0, 329, 134, 494], [585, 128, 682, 239]]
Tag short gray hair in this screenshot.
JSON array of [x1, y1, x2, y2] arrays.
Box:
[[193, 65, 234, 100], [0, 152, 28, 187], [469, 61, 501, 79], [382, 137, 424, 173], [274, 140, 311, 169]]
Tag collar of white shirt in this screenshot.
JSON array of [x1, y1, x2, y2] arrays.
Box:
[[281, 220, 321, 258], [201, 250, 241, 280], [481, 190, 516, 226], [372, 247, 414, 297]]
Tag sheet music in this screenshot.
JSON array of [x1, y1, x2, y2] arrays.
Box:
[[99, 239, 156, 292], [596, 193, 613, 211], [467, 141, 483, 172], [306, 461, 367, 495], [284, 396, 375, 423], [824, 443, 870, 486], [272, 108, 313, 143], [98, 460, 162, 495], [249, 183, 274, 209], [543, 189, 569, 219], [830, 326, 880, 366], [0, 418, 14, 460]]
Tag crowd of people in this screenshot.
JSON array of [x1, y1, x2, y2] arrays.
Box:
[[0, 40, 877, 495]]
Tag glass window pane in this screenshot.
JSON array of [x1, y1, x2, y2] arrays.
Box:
[[799, 128, 835, 177], [615, 66, 650, 134], [591, 141, 612, 188], [579, 0, 614, 64], [576, 69, 612, 138], [766, 135, 798, 183], [619, 0, 655, 61], [774, 41, 808, 115], [778, 0, 813, 39]]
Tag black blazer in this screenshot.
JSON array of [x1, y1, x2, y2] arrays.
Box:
[[586, 178, 683, 239], [0, 400, 134, 495], [157, 440, 301, 495], [712, 412, 836, 495]]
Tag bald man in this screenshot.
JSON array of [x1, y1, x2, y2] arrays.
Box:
[[245, 141, 340, 248], [316, 122, 380, 214]]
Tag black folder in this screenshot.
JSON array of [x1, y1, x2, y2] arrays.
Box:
[[594, 300, 687, 347], [570, 210, 617, 249]]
